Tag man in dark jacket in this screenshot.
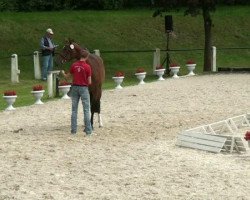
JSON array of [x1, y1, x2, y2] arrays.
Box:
[[40, 28, 57, 81]]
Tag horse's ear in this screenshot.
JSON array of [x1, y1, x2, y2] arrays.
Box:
[[64, 38, 70, 44], [68, 38, 75, 44]]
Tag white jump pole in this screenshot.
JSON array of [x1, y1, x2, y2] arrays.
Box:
[[94, 49, 100, 56], [153, 48, 161, 74], [33, 51, 41, 79], [11, 54, 20, 83], [212, 46, 217, 72]]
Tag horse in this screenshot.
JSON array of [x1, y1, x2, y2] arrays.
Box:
[[55, 39, 105, 128]]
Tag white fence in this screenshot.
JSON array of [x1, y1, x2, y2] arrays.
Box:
[[9, 47, 218, 84]]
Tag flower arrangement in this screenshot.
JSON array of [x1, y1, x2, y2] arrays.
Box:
[[186, 59, 196, 65], [244, 131, 250, 141], [114, 71, 124, 77], [32, 85, 44, 91], [156, 65, 164, 70], [59, 81, 71, 86], [136, 67, 145, 73], [3, 90, 17, 96], [169, 63, 179, 68]]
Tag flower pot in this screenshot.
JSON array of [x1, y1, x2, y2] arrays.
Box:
[[112, 76, 124, 89], [3, 95, 17, 111], [135, 72, 146, 84], [58, 85, 71, 99], [186, 64, 196, 76], [155, 69, 165, 81], [169, 66, 180, 78], [31, 90, 45, 105]]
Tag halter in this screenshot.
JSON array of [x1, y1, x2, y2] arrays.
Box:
[[58, 45, 75, 63], [57, 42, 88, 65]]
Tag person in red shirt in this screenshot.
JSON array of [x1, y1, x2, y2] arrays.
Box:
[[61, 51, 92, 135]]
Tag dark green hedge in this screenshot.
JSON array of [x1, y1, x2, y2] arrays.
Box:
[[0, 0, 248, 11]]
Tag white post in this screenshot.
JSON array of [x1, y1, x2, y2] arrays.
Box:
[[94, 49, 100, 56], [153, 48, 161, 74], [47, 72, 53, 97], [212, 46, 217, 72], [33, 51, 41, 79], [47, 70, 60, 98], [11, 54, 20, 83]]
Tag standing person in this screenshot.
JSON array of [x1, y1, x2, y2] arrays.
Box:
[[61, 51, 92, 135], [40, 28, 57, 81]]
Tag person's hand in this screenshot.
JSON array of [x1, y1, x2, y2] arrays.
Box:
[[60, 70, 65, 76]]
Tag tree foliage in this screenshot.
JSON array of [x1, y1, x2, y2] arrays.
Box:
[[0, 0, 248, 11], [153, 0, 221, 71]]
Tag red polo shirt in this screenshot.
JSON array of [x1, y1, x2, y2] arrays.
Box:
[[70, 60, 92, 86]]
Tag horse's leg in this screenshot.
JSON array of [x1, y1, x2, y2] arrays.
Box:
[[98, 112, 103, 127], [97, 100, 103, 127], [90, 93, 94, 129], [91, 99, 103, 128], [91, 112, 94, 130]]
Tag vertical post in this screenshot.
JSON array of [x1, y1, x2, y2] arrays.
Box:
[[166, 32, 170, 75], [47, 72, 53, 98], [153, 48, 161, 74], [55, 75, 59, 97], [212, 46, 217, 72], [94, 49, 100, 56], [33, 51, 41, 79], [164, 15, 173, 75], [11, 54, 20, 83], [47, 71, 60, 98]]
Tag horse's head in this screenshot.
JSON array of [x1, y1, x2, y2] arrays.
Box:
[[55, 38, 88, 66]]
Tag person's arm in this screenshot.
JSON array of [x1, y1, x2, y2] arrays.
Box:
[[86, 64, 92, 85], [40, 37, 54, 51], [40, 38, 46, 49], [61, 70, 71, 79], [88, 76, 92, 85]]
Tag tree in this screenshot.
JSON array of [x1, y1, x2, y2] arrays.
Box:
[[153, 0, 217, 72]]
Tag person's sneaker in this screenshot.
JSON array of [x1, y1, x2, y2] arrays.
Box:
[[71, 131, 76, 135], [85, 131, 94, 136]]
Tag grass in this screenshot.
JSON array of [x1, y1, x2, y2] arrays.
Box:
[[0, 6, 250, 110]]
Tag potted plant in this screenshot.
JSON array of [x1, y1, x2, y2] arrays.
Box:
[[58, 81, 71, 99], [135, 67, 146, 84], [31, 84, 45, 105], [186, 59, 196, 76], [112, 71, 125, 89], [3, 90, 17, 111], [169, 62, 180, 78], [155, 65, 166, 81], [244, 131, 250, 147]]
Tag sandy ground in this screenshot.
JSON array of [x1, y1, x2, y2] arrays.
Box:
[[0, 73, 249, 200]]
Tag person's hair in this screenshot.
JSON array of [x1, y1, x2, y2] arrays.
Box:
[[78, 50, 88, 60]]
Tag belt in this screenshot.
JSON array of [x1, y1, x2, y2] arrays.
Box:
[[72, 84, 87, 87]]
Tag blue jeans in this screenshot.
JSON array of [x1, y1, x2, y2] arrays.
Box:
[[42, 54, 53, 80], [71, 86, 92, 134]]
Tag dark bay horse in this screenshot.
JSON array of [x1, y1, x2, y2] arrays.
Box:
[[56, 39, 105, 128]]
